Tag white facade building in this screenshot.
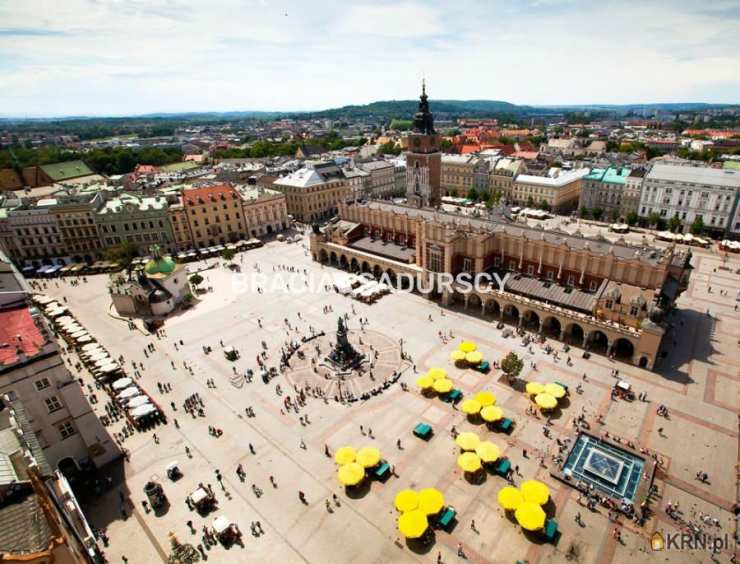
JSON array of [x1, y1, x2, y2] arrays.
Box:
[[638, 164, 740, 234]]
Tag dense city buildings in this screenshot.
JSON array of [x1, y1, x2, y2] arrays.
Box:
[[578, 167, 632, 219], [95, 193, 173, 252], [0, 398, 103, 562], [311, 89, 693, 370], [638, 164, 740, 235], [272, 163, 350, 223], [237, 184, 289, 237], [0, 255, 119, 470], [181, 184, 248, 248], [511, 168, 589, 213]]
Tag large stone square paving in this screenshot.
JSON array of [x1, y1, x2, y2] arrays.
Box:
[[41, 236, 739, 564]]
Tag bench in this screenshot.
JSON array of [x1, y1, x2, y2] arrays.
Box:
[[497, 418, 513, 433], [494, 458, 511, 477], [437, 506, 456, 529], [476, 361, 490, 373], [553, 381, 569, 394], [444, 389, 462, 403], [543, 518, 558, 542], [374, 461, 390, 480], [413, 423, 432, 440]]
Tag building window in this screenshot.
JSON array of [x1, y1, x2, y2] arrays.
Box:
[[34, 378, 51, 391], [57, 421, 76, 440], [630, 305, 639, 316], [45, 395, 63, 413], [462, 257, 473, 273], [589, 280, 598, 291], [426, 244, 444, 273]]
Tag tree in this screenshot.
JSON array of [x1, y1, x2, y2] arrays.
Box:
[[579, 206, 590, 219], [526, 196, 535, 207], [690, 216, 704, 235], [189, 273, 204, 287], [439, 139, 454, 151], [538, 199, 550, 211], [467, 188, 479, 201], [667, 216, 681, 233], [222, 248, 236, 262], [591, 208, 604, 221], [501, 352, 524, 382], [609, 209, 619, 222], [626, 211, 638, 226], [104, 241, 138, 267], [647, 211, 661, 228]]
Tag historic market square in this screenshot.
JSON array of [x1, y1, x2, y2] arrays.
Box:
[[32, 232, 739, 564]]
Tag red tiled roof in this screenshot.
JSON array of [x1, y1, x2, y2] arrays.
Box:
[[511, 151, 539, 160], [182, 184, 238, 205], [460, 145, 480, 155], [0, 307, 46, 366]]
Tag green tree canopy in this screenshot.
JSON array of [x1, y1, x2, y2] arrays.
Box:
[[189, 273, 204, 287], [501, 352, 524, 381], [690, 216, 704, 235], [667, 216, 681, 232]]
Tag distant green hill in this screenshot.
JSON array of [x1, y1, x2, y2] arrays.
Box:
[[294, 99, 535, 120]]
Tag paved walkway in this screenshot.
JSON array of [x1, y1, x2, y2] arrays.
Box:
[[38, 236, 739, 564]]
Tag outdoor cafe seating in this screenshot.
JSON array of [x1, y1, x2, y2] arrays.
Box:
[[212, 516, 240, 545], [190, 487, 216, 514]]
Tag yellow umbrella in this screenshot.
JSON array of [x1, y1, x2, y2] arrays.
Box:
[[545, 383, 566, 399], [433, 378, 453, 394], [428, 367, 447, 380], [480, 405, 504, 422], [534, 393, 558, 410], [416, 375, 433, 389], [337, 462, 365, 486], [398, 509, 428, 538], [474, 391, 496, 406], [455, 431, 480, 451], [475, 441, 501, 463], [497, 486, 524, 510], [460, 399, 482, 415], [450, 350, 466, 361], [394, 489, 419, 512], [459, 341, 477, 353], [334, 446, 356, 465], [521, 479, 550, 505], [356, 447, 381, 468], [418, 488, 445, 515], [465, 351, 483, 364], [515, 501, 546, 531], [525, 382, 545, 395], [457, 452, 482, 473]]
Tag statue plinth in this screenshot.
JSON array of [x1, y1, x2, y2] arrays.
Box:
[[323, 317, 366, 372]]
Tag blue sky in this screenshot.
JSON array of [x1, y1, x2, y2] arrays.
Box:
[[0, 0, 738, 116]]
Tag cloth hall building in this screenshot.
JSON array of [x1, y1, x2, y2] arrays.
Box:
[[310, 86, 692, 370]]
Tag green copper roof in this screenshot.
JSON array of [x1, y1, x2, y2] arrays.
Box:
[[585, 167, 630, 185], [39, 160, 94, 181], [144, 256, 176, 276]]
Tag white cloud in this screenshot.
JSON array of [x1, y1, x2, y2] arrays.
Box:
[[0, 0, 737, 115], [337, 2, 443, 38]]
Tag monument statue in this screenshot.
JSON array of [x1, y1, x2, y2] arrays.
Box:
[[326, 317, 365, 370]]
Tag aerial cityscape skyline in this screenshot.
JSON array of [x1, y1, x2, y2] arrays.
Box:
[[1, 0, 740, 116], [0, 3, 738, 563]]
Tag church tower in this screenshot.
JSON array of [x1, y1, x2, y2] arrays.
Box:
[[405, 81, 441, 208]]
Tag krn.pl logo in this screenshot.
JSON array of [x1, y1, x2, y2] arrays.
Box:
[[650, 532, 664, 551]]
